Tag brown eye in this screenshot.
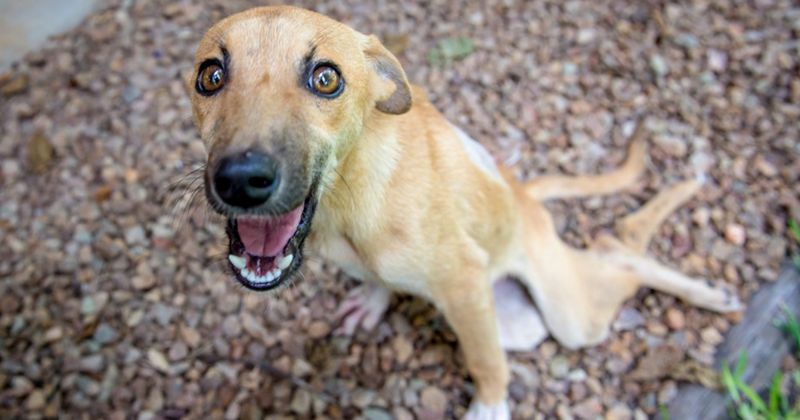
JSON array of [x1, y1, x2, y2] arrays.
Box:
[[196, 62, 225, 95], [310, 65, 342, 97]]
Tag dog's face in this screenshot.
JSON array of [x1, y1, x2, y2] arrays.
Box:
[[187, 6, 411, 292]]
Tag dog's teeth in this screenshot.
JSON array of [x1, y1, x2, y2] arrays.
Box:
[[228, 254, 246, 270], [265, 271, 275, 282], [241, 268, 251, 278], [278, 254, 293, 269], [247, 271, 257, 282], [272, 268, 282, 279]]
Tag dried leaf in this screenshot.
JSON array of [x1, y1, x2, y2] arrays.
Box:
[[27, 130, 55, 174], [628, 343, 685, 381], [427, 37, 474, 66], [670, 360, 722, 390], [1, 72, 29, 97]]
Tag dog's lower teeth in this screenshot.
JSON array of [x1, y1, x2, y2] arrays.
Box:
[[272, 268, 282, 279], [278, 254, 293, 269], [241, 268, 251, 278], [228, 254, 246, 269], [265, 271, 275, 282]]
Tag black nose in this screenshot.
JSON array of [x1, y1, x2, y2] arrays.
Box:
[[213, 151, 279, 208]]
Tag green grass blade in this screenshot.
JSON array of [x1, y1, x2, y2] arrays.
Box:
[[659, 404, 670, 420], [768, 371, 781, 415], [735, 351, 748, 379], [736, 377, 768, 414], [789, 219, 800, 244], [778, 307, 800, 351], [722, 362, 741, 403]]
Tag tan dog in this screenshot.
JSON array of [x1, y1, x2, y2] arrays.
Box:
[[187, 7, 741, 419]]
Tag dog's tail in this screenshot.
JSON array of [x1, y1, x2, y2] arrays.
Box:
[[523, 122, 648, 201]]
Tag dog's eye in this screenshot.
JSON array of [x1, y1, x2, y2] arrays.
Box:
[[196, 62, 226, 96], [310, 65, 342, 97]]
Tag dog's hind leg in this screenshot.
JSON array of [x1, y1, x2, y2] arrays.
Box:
[[615, 177, 703, 254], [524, 122, 648, 201], [593, 233, 742, 313]]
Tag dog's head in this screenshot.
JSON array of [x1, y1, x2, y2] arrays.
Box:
[[187, 6, 411, 291]]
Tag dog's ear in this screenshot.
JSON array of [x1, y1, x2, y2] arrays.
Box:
[[363, 35, 412, 115]]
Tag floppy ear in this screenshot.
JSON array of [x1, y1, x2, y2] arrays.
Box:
[[363, 35, 412, 115]]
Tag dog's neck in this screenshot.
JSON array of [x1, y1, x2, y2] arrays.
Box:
[[317, 109, 405, 234]]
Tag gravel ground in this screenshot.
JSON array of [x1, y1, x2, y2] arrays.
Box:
[[1, 0, 799, 419]]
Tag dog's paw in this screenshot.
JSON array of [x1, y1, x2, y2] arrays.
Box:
[[463, 400, 510, 420], [493, 278, 548, 351], [333, 283, 392, 335], [698, 281, 743, 313]]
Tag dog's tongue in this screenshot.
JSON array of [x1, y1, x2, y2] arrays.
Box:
[[237, 205, 304, 257]]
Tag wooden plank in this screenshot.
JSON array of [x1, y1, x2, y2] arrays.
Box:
[[658, 263, 800, 420]]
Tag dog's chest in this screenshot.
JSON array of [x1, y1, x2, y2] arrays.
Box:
[[308, 233, 375, 281]]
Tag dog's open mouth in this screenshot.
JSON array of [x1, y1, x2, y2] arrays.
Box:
[[225, 193, 317, 291]]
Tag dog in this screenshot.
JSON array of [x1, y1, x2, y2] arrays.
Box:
[[187, 7, 741, 419]]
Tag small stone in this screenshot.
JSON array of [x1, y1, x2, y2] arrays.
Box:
[[392, 335, 414, 364], [307, 321, 330, 339], [573, 397, 603, 420], [392, 407, 414, 420], [124, 225, 147, 245], [147, 349, 170, 374], [10, 376, 34, 396], [364, 408, 392, 420], [665, 309, 685, 330], [43, 326, 63, 343], [700, 327, 724, 345], [549, 356, 570, 379], [658, 381, 678, 404], [132, 275, 156, 290], [576, 28, 596, 44], [654, 135, 688, 158], [292, 359, 314, 378], [614, 307, 645, 331], [93, 323, 117, 345], [420, 386, 448, 413], [650, 55, 668, 76], [0, 294, 21, 314], [168, 341, 188, 361], [725, 224, 746, 246], [25, 389, 46, 411], [606, 403, 633, 420], [290, 389, 311, 415], [80, 354, 105, 373], [707, 49, 728, 72]]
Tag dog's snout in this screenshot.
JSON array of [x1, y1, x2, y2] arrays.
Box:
[[213, 151, 279, 208]]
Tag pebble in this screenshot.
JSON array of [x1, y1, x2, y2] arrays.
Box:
[[572, 397, 603, 420], [665, 309, 685, 330], [147, 349, 171, 374], [307, 320, 330, 338], [364, 408, 393, 420], [654, 135, 689, 158], [725, 224, 746, 246], [93, 323, 117, 345], [420, 386, 448, 413], [290, 389, 311, 415], [25, 389, 46, 411], [549, 356, 571, 379]]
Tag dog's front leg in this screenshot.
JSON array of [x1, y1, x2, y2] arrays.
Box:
[[431, 265, 511, 420], [333, 282, 392, 335]]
